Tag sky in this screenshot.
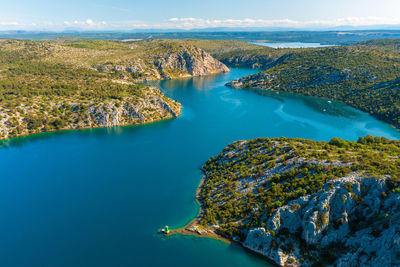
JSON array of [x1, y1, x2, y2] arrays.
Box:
[[1, 0, 400, 31]]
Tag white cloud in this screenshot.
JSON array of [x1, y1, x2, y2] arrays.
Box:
[[1, 16, 400, 31], [0, 21, 19, 26], [86, 19, 94, 26], [62, 19, 107, 28], [164, 17, 400, 29]]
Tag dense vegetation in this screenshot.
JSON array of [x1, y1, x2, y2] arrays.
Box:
[[199, 136, 400, 238], [175, 39, 265, 54], [177, 39, 288, 68], [358, 38, 400, 53], [227, 40, 400, 128]]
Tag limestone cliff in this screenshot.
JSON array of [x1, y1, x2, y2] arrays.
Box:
[[40, 38, 230, 81], [218, 53, 286, 69], [244, 176, 400, 266], [94, 43, 230, 81], [0, 38, 229, 140], [196, 137, 400, 266], [152, 45, 230, 78], [0, 86, 181, 140]]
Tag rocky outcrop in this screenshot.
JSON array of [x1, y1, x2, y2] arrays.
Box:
[[243, 176, 400, 266], [154, 46, 230, 78], [198, 137, 400, 266], [0, 86, 182, 140], [95, 43, 230, 81], [226, 71, 279, 89], [219, 53, 288, 69]]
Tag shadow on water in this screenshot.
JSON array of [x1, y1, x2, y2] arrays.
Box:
[[227, 242, 269, 262], [0, 118, 175, 150], [247, 88, 359, 118], [150, 71, 229, 92]]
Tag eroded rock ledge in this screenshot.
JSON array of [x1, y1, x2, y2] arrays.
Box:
[[0, 86, 181, 140], [244, 176, 400, 266], [196, 137, 400, 266]]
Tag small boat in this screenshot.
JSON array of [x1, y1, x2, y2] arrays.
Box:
[[160, 225, 170, 234]]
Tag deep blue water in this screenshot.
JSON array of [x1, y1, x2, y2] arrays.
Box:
[[0, 68, 399, 267], [251, 42, 335, 48]]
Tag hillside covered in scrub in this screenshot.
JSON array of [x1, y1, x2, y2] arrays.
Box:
[[178, 39, 286, 69], [224, 39, 400, 128], [192, 136, 400, 266], [0, 38, 229, 139]]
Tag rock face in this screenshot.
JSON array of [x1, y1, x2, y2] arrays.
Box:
[[226, 72, 277, 89], [92, 41, 230, 81], [153, 46, 230, 78], [243, 176, 400, 266], [219, 53, 287, 69], [199, 137, 400, 266], [0, 86, 182, 140]]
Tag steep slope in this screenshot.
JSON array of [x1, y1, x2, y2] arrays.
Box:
[[244, 176, 400, 266], [190, 136, 400, 266], [0, 85, 181, 140], [179, 39, 286, 69], [0, 38, 229, 140], [48, 38, 230, 81]]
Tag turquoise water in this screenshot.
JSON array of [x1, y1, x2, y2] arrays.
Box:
[[1, 68, 399, 267], [251, 42, 334, 48]]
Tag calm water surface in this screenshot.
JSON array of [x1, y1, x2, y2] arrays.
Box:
[[1, 68, 399, 267], [251, 42, 335, 48]]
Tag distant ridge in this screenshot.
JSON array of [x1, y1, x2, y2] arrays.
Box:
[[2, 29, 400, 45]]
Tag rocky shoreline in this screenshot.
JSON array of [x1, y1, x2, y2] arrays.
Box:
[[0, 38, 230, 141], [0, 86, 182, 140], [170, 179, 232, 244], [180, 137, 400, 266]]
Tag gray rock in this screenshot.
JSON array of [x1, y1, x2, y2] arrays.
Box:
[[242, 175, 400, 266]]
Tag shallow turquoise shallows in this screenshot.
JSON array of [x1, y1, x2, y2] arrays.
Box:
[[1, 68, 399, 267]]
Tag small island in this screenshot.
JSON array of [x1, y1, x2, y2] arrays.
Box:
[[175, 136, 400, 266]]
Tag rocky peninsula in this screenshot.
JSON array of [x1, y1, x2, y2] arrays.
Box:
[[181, 136, 400, 266]]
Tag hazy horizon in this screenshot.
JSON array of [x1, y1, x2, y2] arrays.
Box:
[[1, 0, 400, 31]]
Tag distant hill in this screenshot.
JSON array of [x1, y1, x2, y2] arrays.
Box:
[[358, 38, 400, 53], [2, 30, 400, 45]]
